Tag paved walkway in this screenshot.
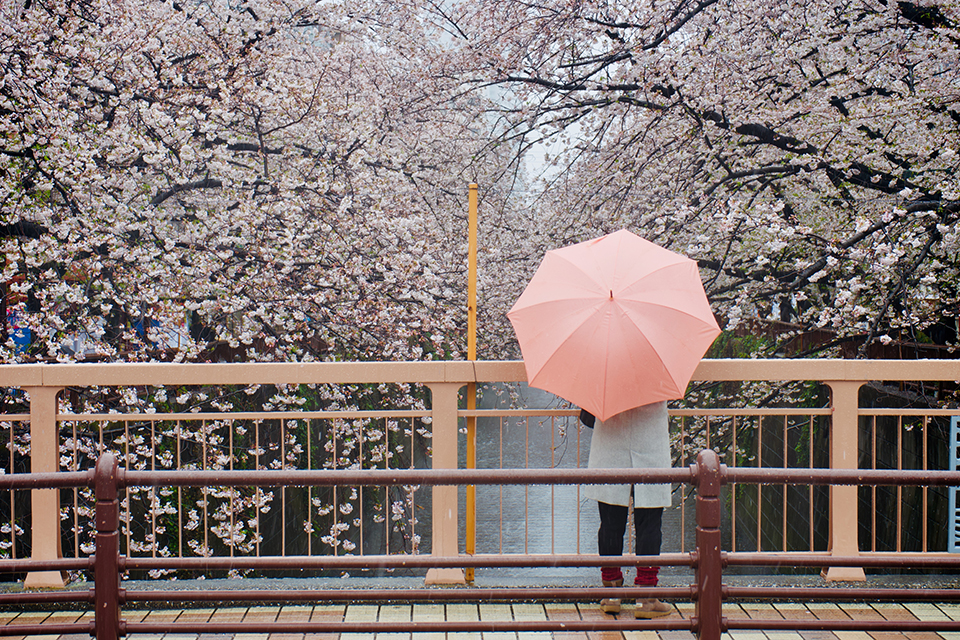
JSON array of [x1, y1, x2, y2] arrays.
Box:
[[5, 601, 960, 640]]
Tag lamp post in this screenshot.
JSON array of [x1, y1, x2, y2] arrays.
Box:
[[465, 183, 478, 581]]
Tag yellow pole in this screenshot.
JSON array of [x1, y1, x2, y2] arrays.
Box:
[[468, 185, 478, 360], [466, 183, 478, 581]]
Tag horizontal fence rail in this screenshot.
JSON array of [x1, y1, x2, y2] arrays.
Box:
[[1, 452, 960, 638]]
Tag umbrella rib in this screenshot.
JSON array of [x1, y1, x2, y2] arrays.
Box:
[[550, 252, 608, 294], [621, 299, 718, 327], [615, 261, 698, 297]]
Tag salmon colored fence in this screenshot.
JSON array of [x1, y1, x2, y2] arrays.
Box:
[[5, 359, 960, 589]]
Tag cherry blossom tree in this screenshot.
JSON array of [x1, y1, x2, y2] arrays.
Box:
[[419, 0, 960, 356], [0, 0, 523, 569], [1, 0, 510, 365]]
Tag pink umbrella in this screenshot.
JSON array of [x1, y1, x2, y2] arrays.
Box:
[[507, 230, 721, 421]]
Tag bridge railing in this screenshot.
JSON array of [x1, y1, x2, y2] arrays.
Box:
[[5, 359, 960, 587], [3, 451, 960, 639]]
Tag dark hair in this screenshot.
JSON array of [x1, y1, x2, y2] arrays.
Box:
[[579, 409, 595, 429]]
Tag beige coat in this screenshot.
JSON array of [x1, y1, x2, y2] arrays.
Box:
[[583, 401, 672, 508]]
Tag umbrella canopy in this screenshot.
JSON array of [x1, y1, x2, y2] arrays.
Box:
[[507, 230, 721, 421]]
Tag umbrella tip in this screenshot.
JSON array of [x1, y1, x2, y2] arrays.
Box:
[[609, 290, 614, 300]]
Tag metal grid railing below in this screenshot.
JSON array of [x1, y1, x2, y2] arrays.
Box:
[[4, 451, 960, 639]]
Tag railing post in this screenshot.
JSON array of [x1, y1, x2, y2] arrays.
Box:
[[823, 380, 866, 581], [424, 383, 466, 585], [693, 449, 724, 640], [23, 385, 65, 589], [94, 453, 120, 640]]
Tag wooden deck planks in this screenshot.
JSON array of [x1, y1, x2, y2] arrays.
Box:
[[411, 602, 445, 640], [10, 600, 960, 639], [447, 602, 482, 640]]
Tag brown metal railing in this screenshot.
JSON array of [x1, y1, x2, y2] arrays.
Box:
[[4, 451, 960, 639]]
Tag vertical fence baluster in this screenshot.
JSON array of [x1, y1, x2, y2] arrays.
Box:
[[680, 415, 688, 552], [897, 416, 903, 553], [307, 417, 312, 557], [72, 419, 80, 559], [24, 385, 65, 588], [409, 416, 416, 554], [94, 452, 120, 640], [176, 420, 183, 565], [808, 415, 814, 552], [124, 418, 131, 561], [757, 416, 763, 552], [150, 420, 156, 560], [782, 415, 788, 552], [923, 415, 929, 552], [282, 418, 288, 556], [823, 380, 866, 581], [202, 419, 208, 557], [10, 418, 16, 560], [358, 416, 364, 555], [229, 419, 235, 560], [378, 416, 385, 555], [255, 420, 261, 558], [576, 415, 582, 555], [694, 448, 723, 640], [499, 415, 504, 555], [524, 415, 529, 557], [423, 382, 464, 584], [731, 416, 738, 553], [871, 416, 877, 553], [551, 416, 555, 555], [332, 418, 338, 558]]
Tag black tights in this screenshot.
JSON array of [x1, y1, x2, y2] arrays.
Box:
[[598, 502, 663, 585], [598, 502, 663, 556]]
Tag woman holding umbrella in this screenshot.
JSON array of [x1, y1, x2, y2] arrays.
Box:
[[508, 230, 720, 619], [581, 404, 673, 618]]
